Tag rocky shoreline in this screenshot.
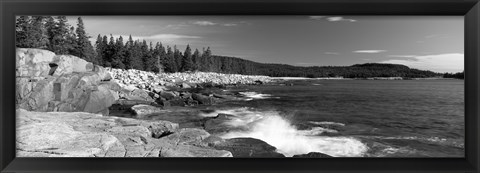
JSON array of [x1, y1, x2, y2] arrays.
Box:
[[15, 48, 332, 158]]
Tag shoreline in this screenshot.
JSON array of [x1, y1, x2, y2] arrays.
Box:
[[271, 76, 463, 81]]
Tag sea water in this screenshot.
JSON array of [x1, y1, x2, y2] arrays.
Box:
[[202, 80, 464, 157]]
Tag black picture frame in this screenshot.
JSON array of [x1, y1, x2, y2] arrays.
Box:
[[1, 0, 479, 172]]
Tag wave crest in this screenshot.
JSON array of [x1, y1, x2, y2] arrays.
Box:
[[214, 108, 368, 157]]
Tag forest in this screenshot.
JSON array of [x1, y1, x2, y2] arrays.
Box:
[[15, 16, 464, 79]]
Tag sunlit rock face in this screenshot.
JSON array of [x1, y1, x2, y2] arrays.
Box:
[[16, 48, 117, 115], [16, 109, 233, 157]]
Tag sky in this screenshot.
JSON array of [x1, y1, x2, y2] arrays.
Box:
[[66, 16, 464, 73]]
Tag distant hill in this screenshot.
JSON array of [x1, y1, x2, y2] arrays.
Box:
[[209, 55, 441, 78]]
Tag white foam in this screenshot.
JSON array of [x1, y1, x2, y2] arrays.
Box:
[[297, 127, 338, 136], [309, 121, 346, 126], [218, 108, 368, 157], [238, 92, 277, 100]]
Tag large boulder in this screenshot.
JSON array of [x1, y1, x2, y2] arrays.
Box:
[[192, 93, 215, 105], [16, 48, 56, 77], [211, 137, 285, 157], [130, 104, 166, 118], [50, 55, 94, 76], [17, 76, 57, 111], [16, 48, 118, 115], [122, 89, 154, 102], [292, 152, 333, 158], [160, 91, 177, 100], [82, 85, 119, 115], [159, 144, 232, 157], [166, 128, 211, 145]]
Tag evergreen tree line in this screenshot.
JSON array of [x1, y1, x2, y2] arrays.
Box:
[[16, 16, 462, 78], [443, 71, 464, 79], [93, 34, 215, 73], [16, 16, 96, 63]]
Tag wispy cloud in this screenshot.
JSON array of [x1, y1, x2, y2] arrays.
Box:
[[310, 16, 357, 22], [387, 55, 417, 58], [223, 23, 238, 26], [193, 21, 217, 26], [324, 52, 339, 55], [326, 17, 357, 22], [353, 50, 386, 53], [380, 53, 464, 73], [192, 21, 242, 27]]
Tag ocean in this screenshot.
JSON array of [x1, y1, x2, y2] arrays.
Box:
[[198, 79, 465, 157]]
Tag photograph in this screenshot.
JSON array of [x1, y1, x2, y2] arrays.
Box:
[[15, 15, 464, 158]]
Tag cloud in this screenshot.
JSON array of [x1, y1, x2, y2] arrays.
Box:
[[387, 55, 417, 58], [193, 21, 217, 26], [324, 52, 339, 55], [353, 50, 386, 53], [192, 21, 243, 27], [326, 17, 357, 22], [380, 53, 464, 73], [223, 23, 238, 26], [309, 16, 357, 22]]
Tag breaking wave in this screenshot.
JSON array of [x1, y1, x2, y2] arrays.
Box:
[[238, 91, 278, 100], [209, 107, 368, 157], [309, 121, 346, 126]]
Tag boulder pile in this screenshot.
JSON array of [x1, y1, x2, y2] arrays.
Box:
[[108, 68, 272, 89], [107, 68, 268, 108]]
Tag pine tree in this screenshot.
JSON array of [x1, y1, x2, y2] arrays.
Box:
[[15, 16, 33, 48], [173, 45, 183, 72], [94, 34, 105, 65], [103, 35, 116, 67], [66, 26, 77, 55], [50, 16, 71, 54], [123, 35, 135, 69], [203, 47, 213, 71], [112, 36, 126, 69], [181, 45, 193, 72], [140, 40, 150, 71], [45, 16, 56, 51], [192, 48, 201, 71], [144, 42, 157, 72], [130, 40, 144, 70], [153, 42, 165, 73], [15, 16, 47, 48], [30, 16, 48, 48], [74, 17, 96, 62], [164, 46, 177, 72]]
